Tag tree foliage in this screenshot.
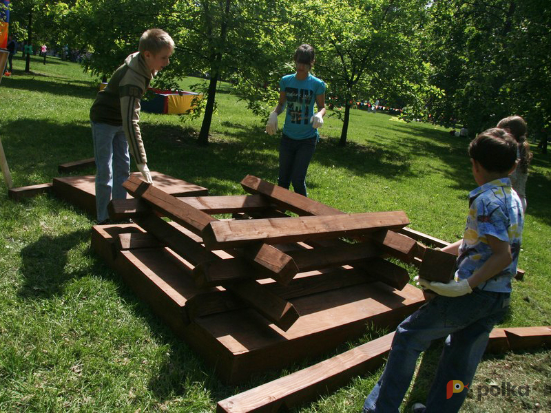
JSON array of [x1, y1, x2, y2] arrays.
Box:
[[425, 0, 551, 134]]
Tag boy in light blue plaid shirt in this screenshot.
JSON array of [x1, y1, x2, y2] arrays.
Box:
[[363, 128, 524, 413]]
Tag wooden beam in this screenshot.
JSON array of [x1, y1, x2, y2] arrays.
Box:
[[135, 214, 297, 287], [185, 267, 377, 321], [109, 194, 273, 220], [123, 175, 216, 235], [217, 332, 394, 412], [240, 175, 417, 261], [418, 248, 456, 283], [286, 241, 382, 272], [58, 157, 95, 173], [360, 257, 410, 290], [8, 183, 52, 201], [504, 326, 551, 351], [225, 279, 300, 331], [202, 211, 410, 249]]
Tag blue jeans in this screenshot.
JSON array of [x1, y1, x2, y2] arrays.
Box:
[[363, 289, 510, 413], [91, 121, 130, 222], [278, 134, 317, 197]]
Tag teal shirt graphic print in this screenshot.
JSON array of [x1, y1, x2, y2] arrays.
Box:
[[280, 74, 326, 140]]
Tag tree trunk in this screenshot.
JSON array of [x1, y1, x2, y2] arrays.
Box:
[[197, 74, 218, 146], [197, 0, 231, 147], [339, 101, 351, 147], [25, 11, 33, 73]]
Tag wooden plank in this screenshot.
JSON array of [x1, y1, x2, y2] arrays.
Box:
[[286, 241, 382, 272], [53, 172, 208, 217], [418, 248, 456, 283], [109, 194, 273, 220], [58, 157, 95, 173], [240, 175, 417, 261], [238, 243, 298, 285], [179, 195, 273, 214], [504, 326, 551, 351], [217, 332, 394, 413], [486, 328, 510, 353], [123, 175, 216, 235], [8, 183, 53, 200], [116, 232, 162, 250], [185, 268, 377, 321], [398, 227, 450, 249], [226, 279, 300, 331], [202, 211, 410, 249]]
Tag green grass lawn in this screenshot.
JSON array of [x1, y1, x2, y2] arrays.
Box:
[[1, 55, 550, 412]]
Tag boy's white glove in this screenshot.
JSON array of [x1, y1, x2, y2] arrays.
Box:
[[137, 163, 153, 184], [310, 112, 324, 128], [416, 277, 472, 297], [266, 111, 279, 135]]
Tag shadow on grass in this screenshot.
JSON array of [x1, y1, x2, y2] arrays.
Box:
[[2, 75, 96, 100], [18, 230, 92, 299]]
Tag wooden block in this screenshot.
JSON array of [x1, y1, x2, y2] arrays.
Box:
[[239, 243, 299, 285], [90, 223, 146, 267], [361, 257, 410, 290], [202, 211, 410, 249], [514, 268, 525, 280], [286, 241, 382, 272], [504, 327, 551, 351], [123, 175, 216, 235], [217, 332, 394, 412], [58, 157, 95, 173], [486, 328, 510, 353], [108, 198, 150, 221], [8, 183, 52, 200], [116, 232, 162, 250], [241, 175, 417, 261], [418, 248, 456, 283], [226, 279, 300, 331]]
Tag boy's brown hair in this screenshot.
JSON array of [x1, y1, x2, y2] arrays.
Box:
[[139, 29, 174, 54], [468, 128, 517, 174]]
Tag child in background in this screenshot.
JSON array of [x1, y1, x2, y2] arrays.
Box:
[[497, 115, 532, 212], [90, 28, 174, 224], [265, 44, 326, 197], [363, 128, 524, 413]]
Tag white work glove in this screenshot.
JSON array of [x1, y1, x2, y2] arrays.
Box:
[[310, 112, 324, 129], [415, 276, 472, 297], [266, 111, 279, 135], [137, 163, 153, 184]]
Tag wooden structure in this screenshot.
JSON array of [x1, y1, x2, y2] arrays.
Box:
[[90, 174, 426, 383]]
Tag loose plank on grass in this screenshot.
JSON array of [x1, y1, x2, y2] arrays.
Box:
[[202, 211, 410, 249], [217, 332, 394, 412]]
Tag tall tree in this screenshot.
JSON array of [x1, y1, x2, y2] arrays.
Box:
[[425, 0, 551, 134]]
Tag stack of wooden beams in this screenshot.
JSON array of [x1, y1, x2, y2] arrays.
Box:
[[92, 175, 426, 383]]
